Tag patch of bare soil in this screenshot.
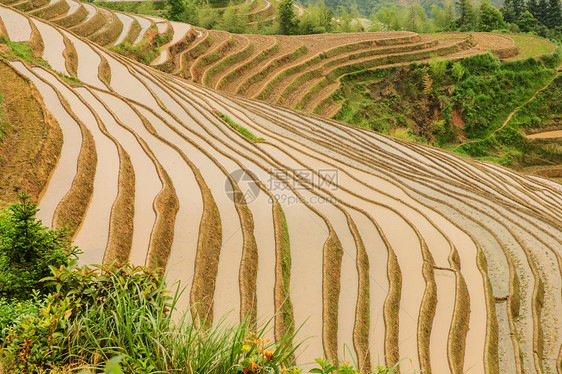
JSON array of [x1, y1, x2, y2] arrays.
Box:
[[0, 59, 62, 204]]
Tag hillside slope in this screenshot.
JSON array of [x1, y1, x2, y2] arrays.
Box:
[[1, 4, 562, 374], [0, 0, 526, 114]]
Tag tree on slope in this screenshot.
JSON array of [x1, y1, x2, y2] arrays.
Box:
[[431, 1, 456, 31], [518, 9, 537, 31], [502, 0, 526, 22], [533, 0, 549, 25], [456, 0, 476, 29], [277, 0, 299, 34], [221, 4, 249, 33], [479, 0, 505, 31], [167, 0, 186, 21], [546, 0, 562, 28]]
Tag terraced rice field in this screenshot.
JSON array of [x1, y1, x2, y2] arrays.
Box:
[[6, 0, 530, 118], [1, 2, 562, 373]]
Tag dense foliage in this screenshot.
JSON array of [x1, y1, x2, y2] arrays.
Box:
[[0, 195, 77, 299], [332, 50, 561, 166], [95, 0, 561, 41]]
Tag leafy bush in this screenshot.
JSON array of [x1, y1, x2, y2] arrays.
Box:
[[0, 296, 44, 341]]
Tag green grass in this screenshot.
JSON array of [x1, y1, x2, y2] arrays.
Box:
[[94, 1, 167, 17], [219, 112, 264, 142], [205, 44, 254, 85], [56, 72, 81, 85], [0, 36, 49, 68], [110, 41, 159, 66], [508, 34, 557, 60]]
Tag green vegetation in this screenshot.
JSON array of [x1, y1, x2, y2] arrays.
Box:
[[0, 195, 77, 299], [219, 112, 265, 141], [0, 36, 49, 67], [95, 0, 561, 43], [110, 41, 159, 65], [93, 1, 168, 18], [56, 72, 81, 84], [277, 0, 300, 35], [510, 34, 556, 59], [0, 197, 396, 373], [331, 50, 562, 167]]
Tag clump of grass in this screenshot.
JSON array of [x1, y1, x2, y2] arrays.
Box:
[[0, 35, 49, 68], [110, 41, 159, 66], [219, 112, 264, 142], [56, 72, 81, 85]]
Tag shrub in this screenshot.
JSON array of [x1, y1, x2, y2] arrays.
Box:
[[2, 261, 302, 373]]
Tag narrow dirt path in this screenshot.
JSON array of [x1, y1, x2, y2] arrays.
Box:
[[454, 67, 562, 152]]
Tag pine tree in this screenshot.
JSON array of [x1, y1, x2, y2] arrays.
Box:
[[0, 195, 77, 298], [536, 0, 549, 25], [513, 0, 527, 18], [527, 0, 539, 19], [546, 0, 562, 28], [502, 0, 526, 22], [456, 0, 476, 29], [277, 0, 299, 35]]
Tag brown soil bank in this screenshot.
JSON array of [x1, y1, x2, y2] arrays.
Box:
[[0, 59, 62, 204]]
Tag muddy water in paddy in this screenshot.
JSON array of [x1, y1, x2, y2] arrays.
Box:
[[431, 270, 456, 374], [32, 20, 68, 75], [135, 106, 203, 312], [232, 118, 428, 366], [142, 16, 167, 34], [159, 100, 326, 355], [170, 90, 354, 356], [135, 90, 276, 326], [60, 30, 104, 88], [258, 143, 361, 361], [280, 194, 327, 364], [81, 3, 96, 22], [199, 88, 491, 370], [152, 21, 191, 65], [258, 143, 459, 363], [63, 0, 80, 15], [140, 96, 247, 325], [64, 87, 120, 265], [0, 7, 31, 41], [348, 210, 388, 364], [496, 302, 517, 373], [113, 13, 134, 46], [30, 69, 117, 264], [132, 15, 151, 45], [10, 62, 81, 227], [92, 91, 161, 266], [101, 54, 159, 106], [228, 109, 489, 372], [119, 83, 245, 321]]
